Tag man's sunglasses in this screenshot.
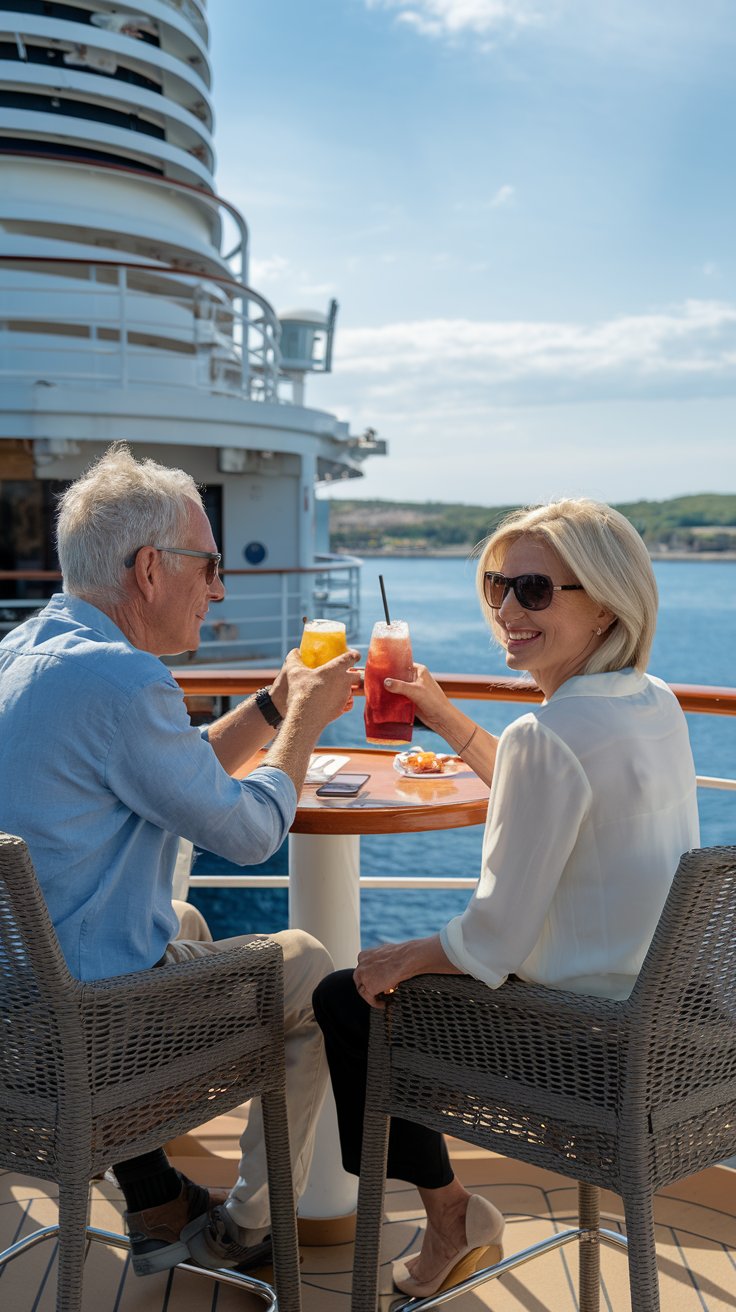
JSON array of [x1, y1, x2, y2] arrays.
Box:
[[483, 571, 584, 611], [125, 545, 222, 586]]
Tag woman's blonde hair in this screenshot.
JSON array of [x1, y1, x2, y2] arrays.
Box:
[[476, 498, 658, 674]]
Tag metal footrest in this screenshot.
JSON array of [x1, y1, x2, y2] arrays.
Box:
[[0, 1224, 281, 1312]]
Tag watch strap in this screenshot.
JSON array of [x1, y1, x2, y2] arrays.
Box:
[[255, 686, 283, 729]]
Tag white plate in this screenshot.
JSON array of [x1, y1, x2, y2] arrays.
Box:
[[393, 751, 463, 778]]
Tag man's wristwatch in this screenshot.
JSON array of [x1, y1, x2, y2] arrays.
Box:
[[254, 686, 283, 729]]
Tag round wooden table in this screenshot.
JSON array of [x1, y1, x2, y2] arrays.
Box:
[[258, 746, 490, 1235], [290, 745, 489, 835]]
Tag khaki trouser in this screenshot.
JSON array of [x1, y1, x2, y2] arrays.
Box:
[[164, 916, 333, 1232]]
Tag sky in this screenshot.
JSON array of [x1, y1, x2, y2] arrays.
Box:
[[209, 0, 736, 505]]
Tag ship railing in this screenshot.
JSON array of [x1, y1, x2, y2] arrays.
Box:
[[3, 154, 250, 285], [158, 0, 208, 41], [191, 557, 362, 661], [0, 255, 281, 401], [169, 671, 736, 894], [0, 554, 362, 661]]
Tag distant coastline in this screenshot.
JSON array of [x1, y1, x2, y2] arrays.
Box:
[[345, 548, 736, 561], [329, 493, 736, 560]]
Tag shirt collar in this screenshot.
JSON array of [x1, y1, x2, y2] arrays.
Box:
[[46, 592, 135, 650], [545, 667, 646, 704]]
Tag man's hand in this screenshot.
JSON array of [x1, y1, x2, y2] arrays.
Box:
[[269, 646, 359, 724], [282, 646, 360, 729], [263, 647, 361, 793], [207, 648, 358, 776]]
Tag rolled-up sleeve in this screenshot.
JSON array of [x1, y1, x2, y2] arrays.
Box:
[[440, 716, 591, 988], [105, 677, 297, 865]]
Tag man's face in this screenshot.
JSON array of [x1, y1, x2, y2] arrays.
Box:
[[151, 502, 224, 655]]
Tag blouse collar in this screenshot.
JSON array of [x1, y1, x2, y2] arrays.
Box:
[[545, 667, 647, 705]]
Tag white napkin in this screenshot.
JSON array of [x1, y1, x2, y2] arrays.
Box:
[[305, 753, 351, 785]]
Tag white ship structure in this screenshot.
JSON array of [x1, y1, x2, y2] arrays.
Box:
[[0, 0, 384, 662]]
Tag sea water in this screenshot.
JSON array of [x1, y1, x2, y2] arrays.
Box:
[[189, 558, 735, 946]]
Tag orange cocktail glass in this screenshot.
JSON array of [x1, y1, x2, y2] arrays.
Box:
[[364, 620, 415, 745], [299, 619, 348, 668]]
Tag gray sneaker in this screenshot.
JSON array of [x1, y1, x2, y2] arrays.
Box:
[[125, 1175, 229, 1277], [183, 1203, 273, 1271]]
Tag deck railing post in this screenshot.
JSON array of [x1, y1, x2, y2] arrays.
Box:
[[118, 266, 128, 388], [281, 574, 289, 657]]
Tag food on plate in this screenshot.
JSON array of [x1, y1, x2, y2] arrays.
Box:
[[399, 749, 461, 775]]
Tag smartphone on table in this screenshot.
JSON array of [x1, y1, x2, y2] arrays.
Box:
[[315, 773, 370, 797]]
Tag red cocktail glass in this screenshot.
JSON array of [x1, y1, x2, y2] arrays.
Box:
[[364, 620, 415, 745]]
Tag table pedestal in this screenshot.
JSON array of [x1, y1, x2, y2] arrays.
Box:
[[288, 832, 361, 1238]]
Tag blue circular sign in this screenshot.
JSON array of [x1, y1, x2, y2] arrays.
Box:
[[244, 541, 267, 565]]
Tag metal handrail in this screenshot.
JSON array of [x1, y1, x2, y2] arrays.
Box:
[[1, 152, 248, 279], [0, 559, 362, 582], [0, 255, 280, 399], [0, 255, 271, 318], [0, 556, 363, 659]]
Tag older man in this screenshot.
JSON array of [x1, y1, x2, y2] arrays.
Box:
[[0, 443, 359, 1276]]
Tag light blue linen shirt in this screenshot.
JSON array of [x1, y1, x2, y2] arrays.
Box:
[[0, 593, 296, 981]]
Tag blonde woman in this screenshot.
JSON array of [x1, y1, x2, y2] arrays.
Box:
[[314, 498, 699, 1300]]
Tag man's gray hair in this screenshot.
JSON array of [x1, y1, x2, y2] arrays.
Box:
[[56, 444, 204, 605]]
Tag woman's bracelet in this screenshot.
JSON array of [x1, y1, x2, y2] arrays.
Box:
[[457, 725, 478, 757]]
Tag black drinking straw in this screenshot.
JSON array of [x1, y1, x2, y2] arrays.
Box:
[[379, 574, 391, 625]]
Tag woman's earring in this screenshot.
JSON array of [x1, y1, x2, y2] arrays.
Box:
[[595, 627, 602, 636]]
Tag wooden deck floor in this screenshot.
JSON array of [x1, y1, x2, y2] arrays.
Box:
[[1, 1106, 734, 1311]]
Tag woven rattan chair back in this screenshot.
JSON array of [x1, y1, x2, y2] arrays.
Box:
[[0, 833, 85, 1182], [625, 845, 736, 1182], [351, 845, 736, 1312], [0, 832, 302, 1312]]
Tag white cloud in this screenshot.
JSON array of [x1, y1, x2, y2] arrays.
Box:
[[310, 298, 736, 499], [249, 254, 291, 283], [331, 300, 736, 404], [366, 0, 547, 39], [488, 183, 515, 208], [310, 301, 736, 500], [248, 255, 336, 304], [298, 281, 338, 299]]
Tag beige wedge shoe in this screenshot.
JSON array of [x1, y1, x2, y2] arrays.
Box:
[[392, 1193, 505, 1299]]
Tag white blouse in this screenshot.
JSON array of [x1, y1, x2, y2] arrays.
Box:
[[440, 669, 699, 1000]]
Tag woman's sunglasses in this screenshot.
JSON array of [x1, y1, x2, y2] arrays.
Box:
[[483, 572, 584, 611]]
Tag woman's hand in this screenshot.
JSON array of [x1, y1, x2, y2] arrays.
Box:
[[384, 663, 449, 733], [385, 662, 498, 784], [353, 934, 461, 1008]]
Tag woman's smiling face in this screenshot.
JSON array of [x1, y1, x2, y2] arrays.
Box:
[[491, 534, 613, 697]]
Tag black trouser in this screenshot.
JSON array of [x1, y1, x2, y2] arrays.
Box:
[[312, 968, 453, 1190]]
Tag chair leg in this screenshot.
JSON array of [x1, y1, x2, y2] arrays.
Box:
[[261, 1086, 303, 1312], [578, 1182, 600, 1312], [350, 1105, 390, 1312], [622, 1189, 660, 1312], [55, 1178, 90, 1312]]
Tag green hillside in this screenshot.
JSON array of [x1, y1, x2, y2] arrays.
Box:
[[328, 494, 736, 554]]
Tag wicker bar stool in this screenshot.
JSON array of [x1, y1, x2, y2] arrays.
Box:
[[351, 845, 736, 1312], [0, 831, 302, 1312]]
